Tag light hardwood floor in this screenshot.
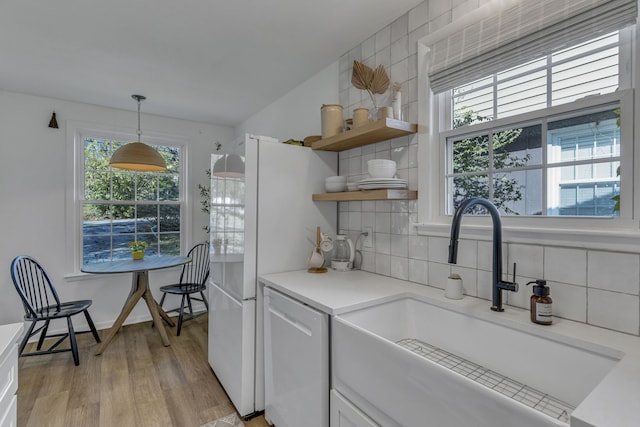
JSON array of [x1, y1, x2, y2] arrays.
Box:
[[18, 315, 270, 427]]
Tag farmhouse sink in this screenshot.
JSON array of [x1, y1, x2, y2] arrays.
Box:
[[332, 295, 621, 427]]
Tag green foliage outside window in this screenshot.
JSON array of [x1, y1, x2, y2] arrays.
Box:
[[452, 111, 530, 214]]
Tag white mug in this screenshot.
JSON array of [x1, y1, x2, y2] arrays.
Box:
[[307, 249, 325, 269]]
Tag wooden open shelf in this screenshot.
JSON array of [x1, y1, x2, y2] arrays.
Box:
[[312, 118, 417, 152], [312, 189, 417, 202]]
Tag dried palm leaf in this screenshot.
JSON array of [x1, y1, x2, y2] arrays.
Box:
[[351, 60, 374, 91], [370, 65, 390, 95]]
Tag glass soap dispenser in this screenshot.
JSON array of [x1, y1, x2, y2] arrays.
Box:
[[526, 280, 552, 325]]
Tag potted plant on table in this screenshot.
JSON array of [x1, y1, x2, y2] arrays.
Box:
[[129, 240, 148, 260]]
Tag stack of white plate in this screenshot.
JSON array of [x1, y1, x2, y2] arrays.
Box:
[[358, 177, 407, 190]]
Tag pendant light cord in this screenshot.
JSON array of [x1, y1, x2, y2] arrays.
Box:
[[132, 94, 146, 143]]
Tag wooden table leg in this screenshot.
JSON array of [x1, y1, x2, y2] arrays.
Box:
[[143, 287, 171, 346], [95, 272, 146, 355], [156, 300, 176, 327]]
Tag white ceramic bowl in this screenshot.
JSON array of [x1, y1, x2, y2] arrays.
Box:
[[368, 159, 396, 167], [325, 182, 347, 192], [368, 160, 397, 178], [325, 175, 347, 184]]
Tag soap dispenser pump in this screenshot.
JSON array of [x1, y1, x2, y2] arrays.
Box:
[[526, 280, 552, 325]]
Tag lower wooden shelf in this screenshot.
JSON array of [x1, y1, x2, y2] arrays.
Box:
[[312, 189, 417, 201]]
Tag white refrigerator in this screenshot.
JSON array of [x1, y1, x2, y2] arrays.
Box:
[[207, 134, 336, 419]]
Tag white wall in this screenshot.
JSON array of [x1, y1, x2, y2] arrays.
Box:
[[0, 89, 234, 329], [235, 62, 340, 143]]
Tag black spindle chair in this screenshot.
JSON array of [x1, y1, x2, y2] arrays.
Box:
[[159, 242, 210, 335], [11, 256, 101, 366]]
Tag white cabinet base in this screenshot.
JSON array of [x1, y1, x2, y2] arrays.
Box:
[[331, 390, 378, 427]]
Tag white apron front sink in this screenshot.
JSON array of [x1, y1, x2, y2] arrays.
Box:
[[333, 295, 621, 427]]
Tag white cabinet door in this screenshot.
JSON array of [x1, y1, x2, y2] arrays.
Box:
[[264, 287, 329, 427], [331, 390, 379, 427]]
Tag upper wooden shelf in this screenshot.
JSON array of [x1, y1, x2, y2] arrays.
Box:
[[312, 189, 417, 202], [312, 118, 417, 152]]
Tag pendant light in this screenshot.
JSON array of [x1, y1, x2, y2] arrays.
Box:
[[109, 94, 167, 171], [212, 152, 244, 178]]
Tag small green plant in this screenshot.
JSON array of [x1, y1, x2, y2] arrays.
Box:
[[129, 240, 148, 252]]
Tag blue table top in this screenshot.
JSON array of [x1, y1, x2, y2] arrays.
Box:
[[81, 256, 191, 274]]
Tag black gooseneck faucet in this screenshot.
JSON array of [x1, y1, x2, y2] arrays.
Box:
[[448, 197, 518, 312]]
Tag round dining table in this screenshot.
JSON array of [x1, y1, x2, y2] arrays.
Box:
[[82, 256, 191, 355]]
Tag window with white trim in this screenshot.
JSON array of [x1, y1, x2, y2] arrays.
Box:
[[442, 31, 628, 217], [80, 132, 183, 265]]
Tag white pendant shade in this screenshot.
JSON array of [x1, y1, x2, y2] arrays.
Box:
[[109, 94, 167, 172], [109, 142, 167, 171], [212, 154, 245, 177]]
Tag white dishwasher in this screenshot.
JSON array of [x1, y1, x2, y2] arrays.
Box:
[[263, 286, 329, 427]]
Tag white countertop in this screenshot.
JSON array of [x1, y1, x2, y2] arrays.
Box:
[[259, 269, 640, 427]]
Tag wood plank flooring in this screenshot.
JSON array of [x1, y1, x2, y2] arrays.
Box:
[[18, 315, 270, 427]]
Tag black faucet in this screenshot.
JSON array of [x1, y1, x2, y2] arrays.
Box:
[[448, 197, 518, 312]]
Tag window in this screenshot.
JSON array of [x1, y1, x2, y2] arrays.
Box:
[[443, 32, 627, 217], [80, 134, 183, 265]]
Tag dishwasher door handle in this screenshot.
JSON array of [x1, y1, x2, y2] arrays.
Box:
[[268, 305, 313, 336]]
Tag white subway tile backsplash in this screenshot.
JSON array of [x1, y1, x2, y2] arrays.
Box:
[[428, 262, 451, 289], [375, 232, 391, 255], [408, 235, 428, 260], [390, 255, 409, 280], [375, 46, 391, 70], [375, 25, 391, 50], [362, 35, 376, 60], [375, 253, 391, 276], [391, 212, 410, 235], [391, 145, 409, 169], [408, 1, 428, 32], [508, 244, 543, 279], [348, 211, 362, 231], [428, 236, 450, 264], [362, 201, 376, 212], [361, 250, 375, 273], [477, 241, 508, 272], [477, 270, 493, 301], [549, 281, 587, 323], [375, 200, 392, 212], [361, 212, 375, 229], [588, 288, 639, 335], [587, 251, 640, 295], [430, 0, 452, 19], [391, 13, 409, 42], [375, 212, 391, 234], [339, 212, 348, 230], [348, 155, 362, 175], [390, 58, 409, 88], [544, 247, 587, 286], [408, 258, 429, 284], [391, 36, 409, 65], [455, 238, 477, 269], [391, 234, 409, 257]]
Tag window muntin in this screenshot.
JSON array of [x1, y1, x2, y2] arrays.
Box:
[[81, 137, 182, 264]]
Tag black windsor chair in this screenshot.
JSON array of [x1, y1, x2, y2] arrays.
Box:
[[159, 242, 210, 335], [11, 255, 101, 366]]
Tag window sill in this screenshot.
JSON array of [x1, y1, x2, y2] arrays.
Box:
[[415, 220, 640, 253]]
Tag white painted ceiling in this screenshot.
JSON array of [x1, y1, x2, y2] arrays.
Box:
[[0, 0, 422, 126]]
